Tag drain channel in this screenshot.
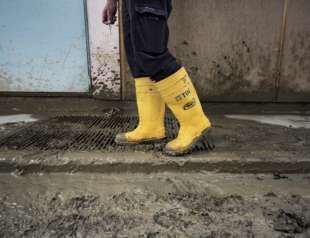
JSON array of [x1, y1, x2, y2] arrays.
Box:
[[0, 116, 214, 152]]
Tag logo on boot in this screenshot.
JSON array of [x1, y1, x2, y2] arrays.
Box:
[[175, 89, 191, 102], [183, 98, 196, 110]]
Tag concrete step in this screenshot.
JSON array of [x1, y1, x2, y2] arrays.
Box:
[[0, 150, 310, 174]]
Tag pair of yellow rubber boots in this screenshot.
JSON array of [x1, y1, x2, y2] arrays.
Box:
[[115, 67, 211, 156]]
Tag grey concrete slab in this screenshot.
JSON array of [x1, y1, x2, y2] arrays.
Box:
[[0, 150, 310, 174], [168, 0, 285, 102], [279, 0, 310, 102]]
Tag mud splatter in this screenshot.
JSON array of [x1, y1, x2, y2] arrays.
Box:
[[90, 45, 120, 99], [91, 62, 120, 98], [209, 41, 275, 96]]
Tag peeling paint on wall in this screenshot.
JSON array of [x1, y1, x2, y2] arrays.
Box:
[[87, 0, 120, 99]]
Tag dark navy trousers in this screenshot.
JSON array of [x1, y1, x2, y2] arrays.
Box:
[[122, 0, 181, 81]]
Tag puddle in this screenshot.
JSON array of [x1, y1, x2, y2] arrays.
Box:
[[225, 114, 310, 129], [0, 114, 38, 125]]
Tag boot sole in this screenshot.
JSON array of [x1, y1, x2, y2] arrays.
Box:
[[164, 128, 214, 156], [115, 137, 166, 145]]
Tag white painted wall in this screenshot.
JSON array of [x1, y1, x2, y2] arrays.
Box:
[[86, 0, 120, 99]]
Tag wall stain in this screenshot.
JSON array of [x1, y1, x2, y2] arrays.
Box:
[[90, 46, 120, 99], [209, 42, 275, 96], [282, 32, 310, 93], [173, 39, 276, 100], [91, 63, 120, 98]]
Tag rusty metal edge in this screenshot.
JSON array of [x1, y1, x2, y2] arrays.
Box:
[[274, 0, 289, 101]]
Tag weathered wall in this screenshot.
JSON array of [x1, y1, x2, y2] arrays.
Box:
[[279, 0, 310, 102], [121, 0, 310, 102], [169, 0, 283, 102], [1, 0, 308, 101], [0, 0, 90, 93], [0, 0, 121, 97], [87, 0, 121, 99]]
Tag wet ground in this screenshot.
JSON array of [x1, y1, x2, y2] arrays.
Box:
[[1, 172, 310, 238], [0, 99, 309, 174], [0, 114, 309, 174], [0, 98, 310, 237], [2, 111, 308, 158], [0, 99, 309, 153]]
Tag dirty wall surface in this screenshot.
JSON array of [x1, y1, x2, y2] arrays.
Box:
[[0, 0, 121, 98], [279, 0, 310, 101], [122, 0, 310, 102], [0, 0, 90, 93], [87, 0, 121, 99], [1, 0, 309, 101]]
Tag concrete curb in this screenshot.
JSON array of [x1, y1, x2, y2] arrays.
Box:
[[0, 151, 310, 174]]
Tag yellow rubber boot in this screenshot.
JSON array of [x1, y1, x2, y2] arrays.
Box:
[[155, 67, 212, 155], [115, 77, 166, 144]]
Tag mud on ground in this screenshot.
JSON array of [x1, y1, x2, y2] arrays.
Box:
[[0, 109, 309, 159], [1, 173, 310, 238]]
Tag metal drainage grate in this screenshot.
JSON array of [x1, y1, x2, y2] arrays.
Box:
[[0, 116, 214, 153]]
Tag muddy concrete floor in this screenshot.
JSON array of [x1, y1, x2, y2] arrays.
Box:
[[0, 116, 309, 175], [1, 172, 310, 238], [0, 98, 310, 237], [0, 98, 309, 160]]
